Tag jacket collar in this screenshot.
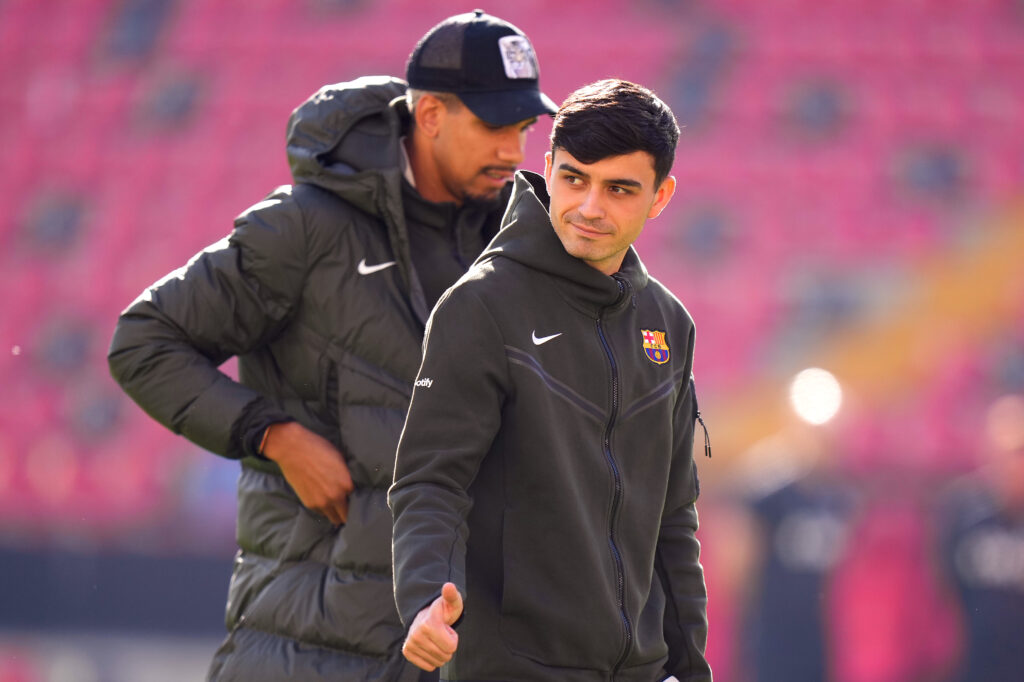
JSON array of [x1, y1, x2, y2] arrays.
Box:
[[285, 77, 510, 326], [477, 171, 649, 314]]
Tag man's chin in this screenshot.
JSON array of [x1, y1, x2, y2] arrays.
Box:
[[461, 188, 507, 211]]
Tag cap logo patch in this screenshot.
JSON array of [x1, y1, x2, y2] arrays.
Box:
[[641, 329, 670, 365], [498, 35, 539, 79]]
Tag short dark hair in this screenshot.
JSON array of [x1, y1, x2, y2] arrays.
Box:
[[550, 79, 680, 186], [406, 88, 463, 114]]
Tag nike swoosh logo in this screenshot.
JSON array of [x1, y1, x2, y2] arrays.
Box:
[[531, 331, 563, 346], [357, 258, 396, 275]]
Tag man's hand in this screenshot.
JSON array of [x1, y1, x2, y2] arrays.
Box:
[[403, 582, 463, 671], [260, 421, 353, 525]]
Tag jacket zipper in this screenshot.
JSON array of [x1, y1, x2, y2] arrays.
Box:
[[598, 277, 633, 675]]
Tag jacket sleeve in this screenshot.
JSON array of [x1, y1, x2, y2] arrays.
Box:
[[389, 284, 507, 627], [107, 189, 307, 459], [656, 375, 712, 681]]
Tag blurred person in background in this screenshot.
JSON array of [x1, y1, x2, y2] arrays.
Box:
[[731, 410, 960, 682], [106, 10, 555, 682], [726, 425, 860, 682], [390, 79, 711, 681], [935, 393, 1024, 682]]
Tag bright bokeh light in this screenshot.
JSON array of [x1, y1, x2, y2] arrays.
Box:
[[789, 367, 843, 425]]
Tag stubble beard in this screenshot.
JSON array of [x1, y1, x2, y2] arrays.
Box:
[[458, 166, 517, 209]]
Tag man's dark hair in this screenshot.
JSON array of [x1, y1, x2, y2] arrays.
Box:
[[551, 79, 680, 186]]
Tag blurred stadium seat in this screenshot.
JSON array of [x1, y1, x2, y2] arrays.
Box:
[[1, 0, 1021, 543], [1, 1, 1022, 678]]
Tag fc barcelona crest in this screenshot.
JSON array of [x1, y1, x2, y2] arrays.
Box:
[[641, 329, 670, 365]]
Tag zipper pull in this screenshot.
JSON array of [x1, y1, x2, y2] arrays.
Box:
[[696, 411, 711, 458]]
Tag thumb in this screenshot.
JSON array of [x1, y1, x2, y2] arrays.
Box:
[[439, 582, 463, 625]]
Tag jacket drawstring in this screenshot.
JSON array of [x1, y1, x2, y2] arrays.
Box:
[[696, 411, 711, 458]]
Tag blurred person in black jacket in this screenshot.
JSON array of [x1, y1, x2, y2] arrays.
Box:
[[727, 425, 860, 682], [936, 394, 1024, 682]]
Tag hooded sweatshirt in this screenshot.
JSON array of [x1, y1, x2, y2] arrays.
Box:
[[390, 171, 711, 681]]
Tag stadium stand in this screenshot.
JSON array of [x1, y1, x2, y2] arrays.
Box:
[[0, 0, 1022, 679]]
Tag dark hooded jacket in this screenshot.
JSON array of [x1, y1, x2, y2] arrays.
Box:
[[108, 76, 508, 681], [390, 171, 711, 681]]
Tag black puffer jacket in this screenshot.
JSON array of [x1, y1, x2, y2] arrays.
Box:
[[108, 76, 506, 681], [391, 172, 711, 681]]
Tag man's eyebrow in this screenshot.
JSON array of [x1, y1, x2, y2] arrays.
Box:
[[557, 162, 644, 189], [557, 162, 589, 178]]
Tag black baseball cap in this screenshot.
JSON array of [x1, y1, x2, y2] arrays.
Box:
[[406, 10, 557, 127]]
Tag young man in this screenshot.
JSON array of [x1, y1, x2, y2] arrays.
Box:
[[107, 11, 555, 682], [390, 79, 712, 681]]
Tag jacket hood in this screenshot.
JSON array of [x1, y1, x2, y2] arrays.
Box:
[[478, 171, 649, 312], [286, 76, 408, 217]]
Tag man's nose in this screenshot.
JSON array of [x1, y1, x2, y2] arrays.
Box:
[[578, 188, 604, 220], [496, 128, 526, 166]]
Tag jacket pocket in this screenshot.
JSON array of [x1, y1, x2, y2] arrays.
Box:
[[498, 505, 623, 668], [229, 467, 336, 628]]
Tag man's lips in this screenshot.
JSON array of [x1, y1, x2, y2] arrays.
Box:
[[567, 218, 610, 237], [481, 167, 516, 184]]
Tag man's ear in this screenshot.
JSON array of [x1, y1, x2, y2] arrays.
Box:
[[543, 151, 554, 186], [413, 93, 446, 139], [647, 175, 677, 219]]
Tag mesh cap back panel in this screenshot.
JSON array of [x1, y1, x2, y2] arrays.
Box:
[[419, 30, 464, 70]]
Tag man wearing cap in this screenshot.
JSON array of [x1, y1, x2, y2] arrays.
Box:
[[107, 11, 555, 682]]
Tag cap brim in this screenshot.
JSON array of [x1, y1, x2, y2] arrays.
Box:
[[457, 88, 558, 127]]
